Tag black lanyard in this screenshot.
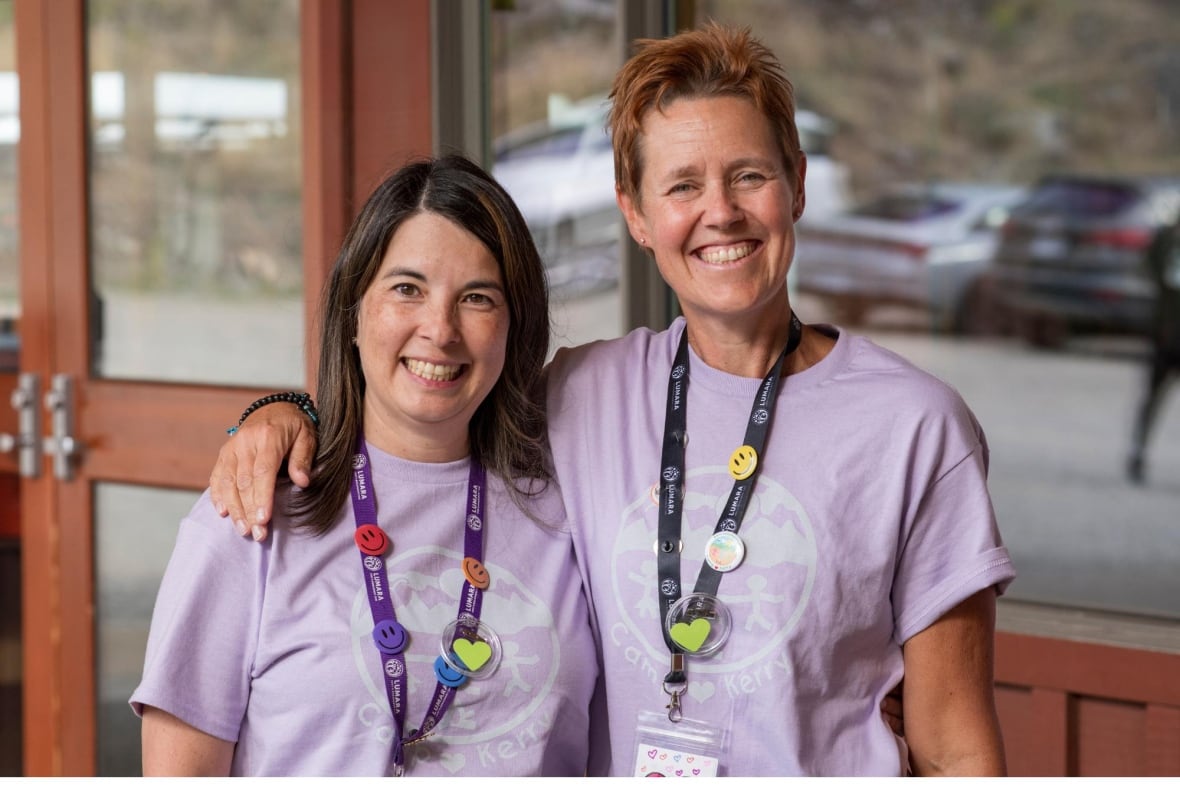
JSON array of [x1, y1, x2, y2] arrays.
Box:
[[655, 314, 803, 666]]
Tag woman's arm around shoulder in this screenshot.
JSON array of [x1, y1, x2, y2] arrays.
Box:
[[141, 705, 234, 776], [902, 588, 1007, 776], [209, 401, 317, 541]]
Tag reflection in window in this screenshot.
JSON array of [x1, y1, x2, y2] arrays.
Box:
[[0, 1, 17, 374], [87, 0, 302, 387], [698, 0, 1180, 620], [94, 483, 200, 776], [489, 2, 623, 351]]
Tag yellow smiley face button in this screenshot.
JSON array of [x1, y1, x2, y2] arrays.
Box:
[[729, 445, 758, 480]]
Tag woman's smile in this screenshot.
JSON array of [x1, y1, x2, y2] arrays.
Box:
[[694, 240, 761, 266], [402, 357, 464, 383]]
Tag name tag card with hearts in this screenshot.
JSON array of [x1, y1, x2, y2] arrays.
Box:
[[633, 744, 720, 777], [633, 710, 726, 777]]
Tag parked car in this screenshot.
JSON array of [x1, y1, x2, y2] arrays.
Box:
[[985, 174, 1180, 346], [493, 95, 851, 298], [793, 182, 1027, 332], [492, 97, 618, 298], [0, 318, 16, 373]]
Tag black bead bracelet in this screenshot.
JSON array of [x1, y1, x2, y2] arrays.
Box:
[[227, 391, 320, 435]]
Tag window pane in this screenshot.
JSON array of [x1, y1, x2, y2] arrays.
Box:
[[698, 0, 1180, 619], [0, 0, 16, 374], [0, 540, 19, 776], [489, 1, 624, 352], [87, 0, 303, 387], [95, 482, 200, 776], [0, 2, 19, 777]]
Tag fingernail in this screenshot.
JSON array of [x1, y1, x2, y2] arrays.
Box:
[[255, 508, 268, 524], [252, 524, 266, 542], [234, 519, 249, 537]]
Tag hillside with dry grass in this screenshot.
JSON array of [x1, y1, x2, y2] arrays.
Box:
[[493, 0, 1179, 197]]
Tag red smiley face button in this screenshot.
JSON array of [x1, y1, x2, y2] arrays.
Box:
[[354, 524, 389, 556], [462, 557, 491, 589]]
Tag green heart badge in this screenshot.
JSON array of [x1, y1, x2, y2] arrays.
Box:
[[669, 618, 711, 652], [452, 638, 492, 672]]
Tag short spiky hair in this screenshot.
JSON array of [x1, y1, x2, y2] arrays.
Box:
[[608, 22, 803, 203]]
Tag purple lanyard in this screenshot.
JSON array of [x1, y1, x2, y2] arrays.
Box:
[[349, 433, 487, 771]]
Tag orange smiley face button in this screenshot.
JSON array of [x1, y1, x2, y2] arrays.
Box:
[[462, 557, 491, 589], [729, 445, 758, 480]]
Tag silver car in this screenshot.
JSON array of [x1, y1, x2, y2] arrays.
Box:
[[493, 95, 853, 299], [794, 183, 1027, 332]]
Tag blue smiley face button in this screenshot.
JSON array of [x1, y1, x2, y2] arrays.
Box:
[[433, 655, 468, 688], [372, 620, 408, 655], [355, 524, 389, 556]]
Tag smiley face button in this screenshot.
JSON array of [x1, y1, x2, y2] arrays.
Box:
[[372, 620, 409, 655], [729, 445, 758, 480], [354, 524, 390, 556], [433, 655, 468, 688], [462, 557, 491, 590]]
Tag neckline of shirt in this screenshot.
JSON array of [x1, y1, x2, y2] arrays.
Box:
[[364, 439, 473, 486], [670, 317, 848, 398]]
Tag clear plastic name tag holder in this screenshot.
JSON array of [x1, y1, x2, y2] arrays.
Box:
[[664, 593, 732, 657], [438, 618, 502, 680], [633, 709, 726, 777]]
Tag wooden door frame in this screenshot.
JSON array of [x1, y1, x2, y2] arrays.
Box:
[[14, 0, 84, 773], [13, 0, 431, 774]]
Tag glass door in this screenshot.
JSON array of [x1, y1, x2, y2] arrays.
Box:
[[85, 5, 302, 770], [0, 0, 22, 775], [13, 0, 305, 774]]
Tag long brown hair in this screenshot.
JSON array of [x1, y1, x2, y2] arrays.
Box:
[[288, 155, 552, 533]]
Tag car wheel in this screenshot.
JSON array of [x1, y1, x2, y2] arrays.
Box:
[[1024, 314, 1069, 349]]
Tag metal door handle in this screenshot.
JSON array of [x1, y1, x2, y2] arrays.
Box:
[[43, 373, 80, 481], [0, 373, 43, 478]]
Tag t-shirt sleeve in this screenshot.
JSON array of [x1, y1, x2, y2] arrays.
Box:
[[891, 442, 1016, 645], [129, 492, 266, 742]]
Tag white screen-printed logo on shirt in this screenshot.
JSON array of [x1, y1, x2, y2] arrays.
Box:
[[610, 466, 817, 694], [348, 545, 563, 773]]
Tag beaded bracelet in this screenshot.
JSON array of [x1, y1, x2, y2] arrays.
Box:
[[227, 392, 320, 436]]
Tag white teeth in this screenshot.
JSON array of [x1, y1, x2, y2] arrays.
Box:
[[404, 358, 461, 382], [698, 243, 755, 264]]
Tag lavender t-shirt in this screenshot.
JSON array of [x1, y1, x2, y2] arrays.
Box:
[[131, 444, 596, 776], [546, 318, 1015, 776]]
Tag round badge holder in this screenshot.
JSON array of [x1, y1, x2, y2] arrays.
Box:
[[664, 592, 732, 658], [438, 619, 503, 680], [704, 531, 746, 573]]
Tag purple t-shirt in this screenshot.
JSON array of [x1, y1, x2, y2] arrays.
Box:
[[546, 318, 1015, 776], [131, 444, 596, 776]]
